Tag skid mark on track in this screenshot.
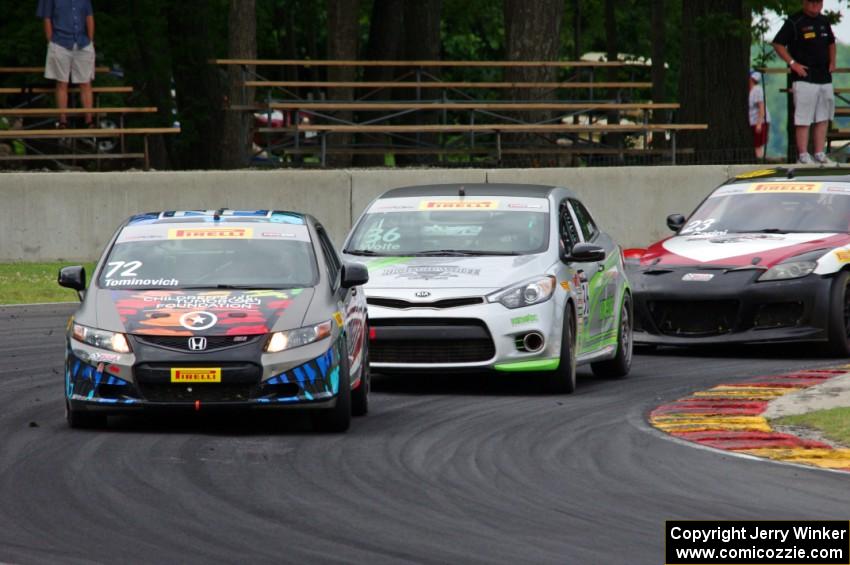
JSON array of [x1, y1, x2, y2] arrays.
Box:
[[649, 367, 850, 472]]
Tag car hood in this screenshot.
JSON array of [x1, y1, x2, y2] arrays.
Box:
[[351, 254, 554, 290], [93, 289, 314, 336], [640, 232, 850, 268]]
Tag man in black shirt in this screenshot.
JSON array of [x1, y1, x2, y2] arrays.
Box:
[[772, 0, 836, 165]]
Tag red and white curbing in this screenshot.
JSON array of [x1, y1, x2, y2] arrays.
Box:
[[650, 366, 850, 472]]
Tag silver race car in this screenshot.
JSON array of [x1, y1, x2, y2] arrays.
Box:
[[343, 183, 633, 392], [59, 209, 369, 432]]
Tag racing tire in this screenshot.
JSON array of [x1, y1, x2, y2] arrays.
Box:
[[351, 325, 370, 417], [65, 400, 107, 429], [313, 339, 352, 433], [545, 304, 577, 394], [591, 293, 633, 378], [826, 270, 850, 357]]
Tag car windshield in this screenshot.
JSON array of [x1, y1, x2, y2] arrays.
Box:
[[98, 223, 318, 289], [346, 196, 550, 256], [680, 184, 850, 235]]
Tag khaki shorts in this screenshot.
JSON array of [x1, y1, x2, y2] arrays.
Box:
[[44, 41, 95, 84], [793, 81, 834, 126]]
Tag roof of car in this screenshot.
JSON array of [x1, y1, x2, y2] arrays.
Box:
[[125, 210, 307, 226], [378, 183, 563, 198], [726, 167, 850, 185]]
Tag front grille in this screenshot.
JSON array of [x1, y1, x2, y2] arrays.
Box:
[[754, 302, 804, 329], [368, 297, 484, 309], [648, 300, 740, 337], [137, 383, 256, 402], [371, 318, 495, 363], [135, 335, 262, 352]]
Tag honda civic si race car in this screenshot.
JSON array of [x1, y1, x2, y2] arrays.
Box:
[[59, 209, 369, 432], [627, 168, 850, 354], [342, 183, 633, 393]]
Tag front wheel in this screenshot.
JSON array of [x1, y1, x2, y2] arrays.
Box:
[[591, 293, 633, 378], [313, 339, 352, 433], [351, 325, 370, 417], [65, 400, 107, 429], [826, 271, 850, 357], [545, 305, 577, 394]]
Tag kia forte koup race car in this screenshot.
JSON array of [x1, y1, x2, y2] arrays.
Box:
[[342, 183, 633, 392], [59, 210, 369, 431], [627, 169, 850, 355]]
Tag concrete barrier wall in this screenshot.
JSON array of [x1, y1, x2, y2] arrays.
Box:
[[0, 165, 757, 261]]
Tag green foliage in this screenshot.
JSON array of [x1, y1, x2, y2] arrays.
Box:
[[0, 262, 96, 305], [773, 407, 850, 448]]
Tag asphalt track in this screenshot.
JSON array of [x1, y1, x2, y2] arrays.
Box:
[[1, 304, 849, 565]]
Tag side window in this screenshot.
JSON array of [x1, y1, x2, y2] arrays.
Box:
[[559, 200, 580, 250], [316, 227, 341, 289], [570, 199, 599, 242]]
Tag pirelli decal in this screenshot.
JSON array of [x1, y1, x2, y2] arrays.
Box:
[[419, 200, 499, 210], [748, 182, 822, 193], [170, 368, 222, 383], [168, 228, 253, 239]]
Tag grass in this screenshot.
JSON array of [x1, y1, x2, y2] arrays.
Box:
[[0, 262, 95, 305], [773, 408, 850, 448]]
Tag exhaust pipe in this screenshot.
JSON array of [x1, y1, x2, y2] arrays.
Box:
[[522, 332, 545, 352]]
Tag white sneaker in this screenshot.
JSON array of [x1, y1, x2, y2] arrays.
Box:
[[813, 152, 836, 166], [797, 153, 813, 164]]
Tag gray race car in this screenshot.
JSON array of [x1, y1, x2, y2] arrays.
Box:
[[59, 209, 369, 432], [342, 183, 633, 392]]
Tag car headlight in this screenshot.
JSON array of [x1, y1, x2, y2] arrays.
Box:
[[72, 323, 131, 353], [757, 261, 817, 281], [265, 320, 333, 353], [487, 275, 556, 309]]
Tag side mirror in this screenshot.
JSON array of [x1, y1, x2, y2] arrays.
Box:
[[340, 262, 369, 288], [667, 213, 686, 232], [58, 265, 86, 291], [562, 242, 606, 263]]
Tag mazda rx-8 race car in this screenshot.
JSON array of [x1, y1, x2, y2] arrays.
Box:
[[59, 209, 369, 432], [627, 168, 850, 355], [342, 183, 633, 393]]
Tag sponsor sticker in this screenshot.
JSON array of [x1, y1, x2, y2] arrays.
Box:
[[419, 200, 499, 210], [825, 185, 850, 195], [511, 313, 538, 326], [170, 368, 221, 383], [682, 273, 714, 282], [835, 250, 850, 263], [261, 232, 296, 238], [178, 311, 218, 330], [748, 182, 822, 193], [168, 228, 253, 239], [333, 311, 344, 328], [734, 169, 777, 179]]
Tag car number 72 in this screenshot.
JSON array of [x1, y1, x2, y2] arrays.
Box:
[[105, 261, 143, 278]]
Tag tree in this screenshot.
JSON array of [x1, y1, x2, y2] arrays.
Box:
[[220, 0, 257, 169], [355, 0, 405, 166], [395, 0, 442, 166], [678, 0, 751, 162], [326, 0, 360, 167], [503, 0, 565, 166], [650, 0, 668, 150], [167, 0, 226, 169]]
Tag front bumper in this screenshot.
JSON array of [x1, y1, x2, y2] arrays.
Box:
[[630, 266, 834, 346], [65, 335, 344, 412], [366, 294, 563, 371]]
